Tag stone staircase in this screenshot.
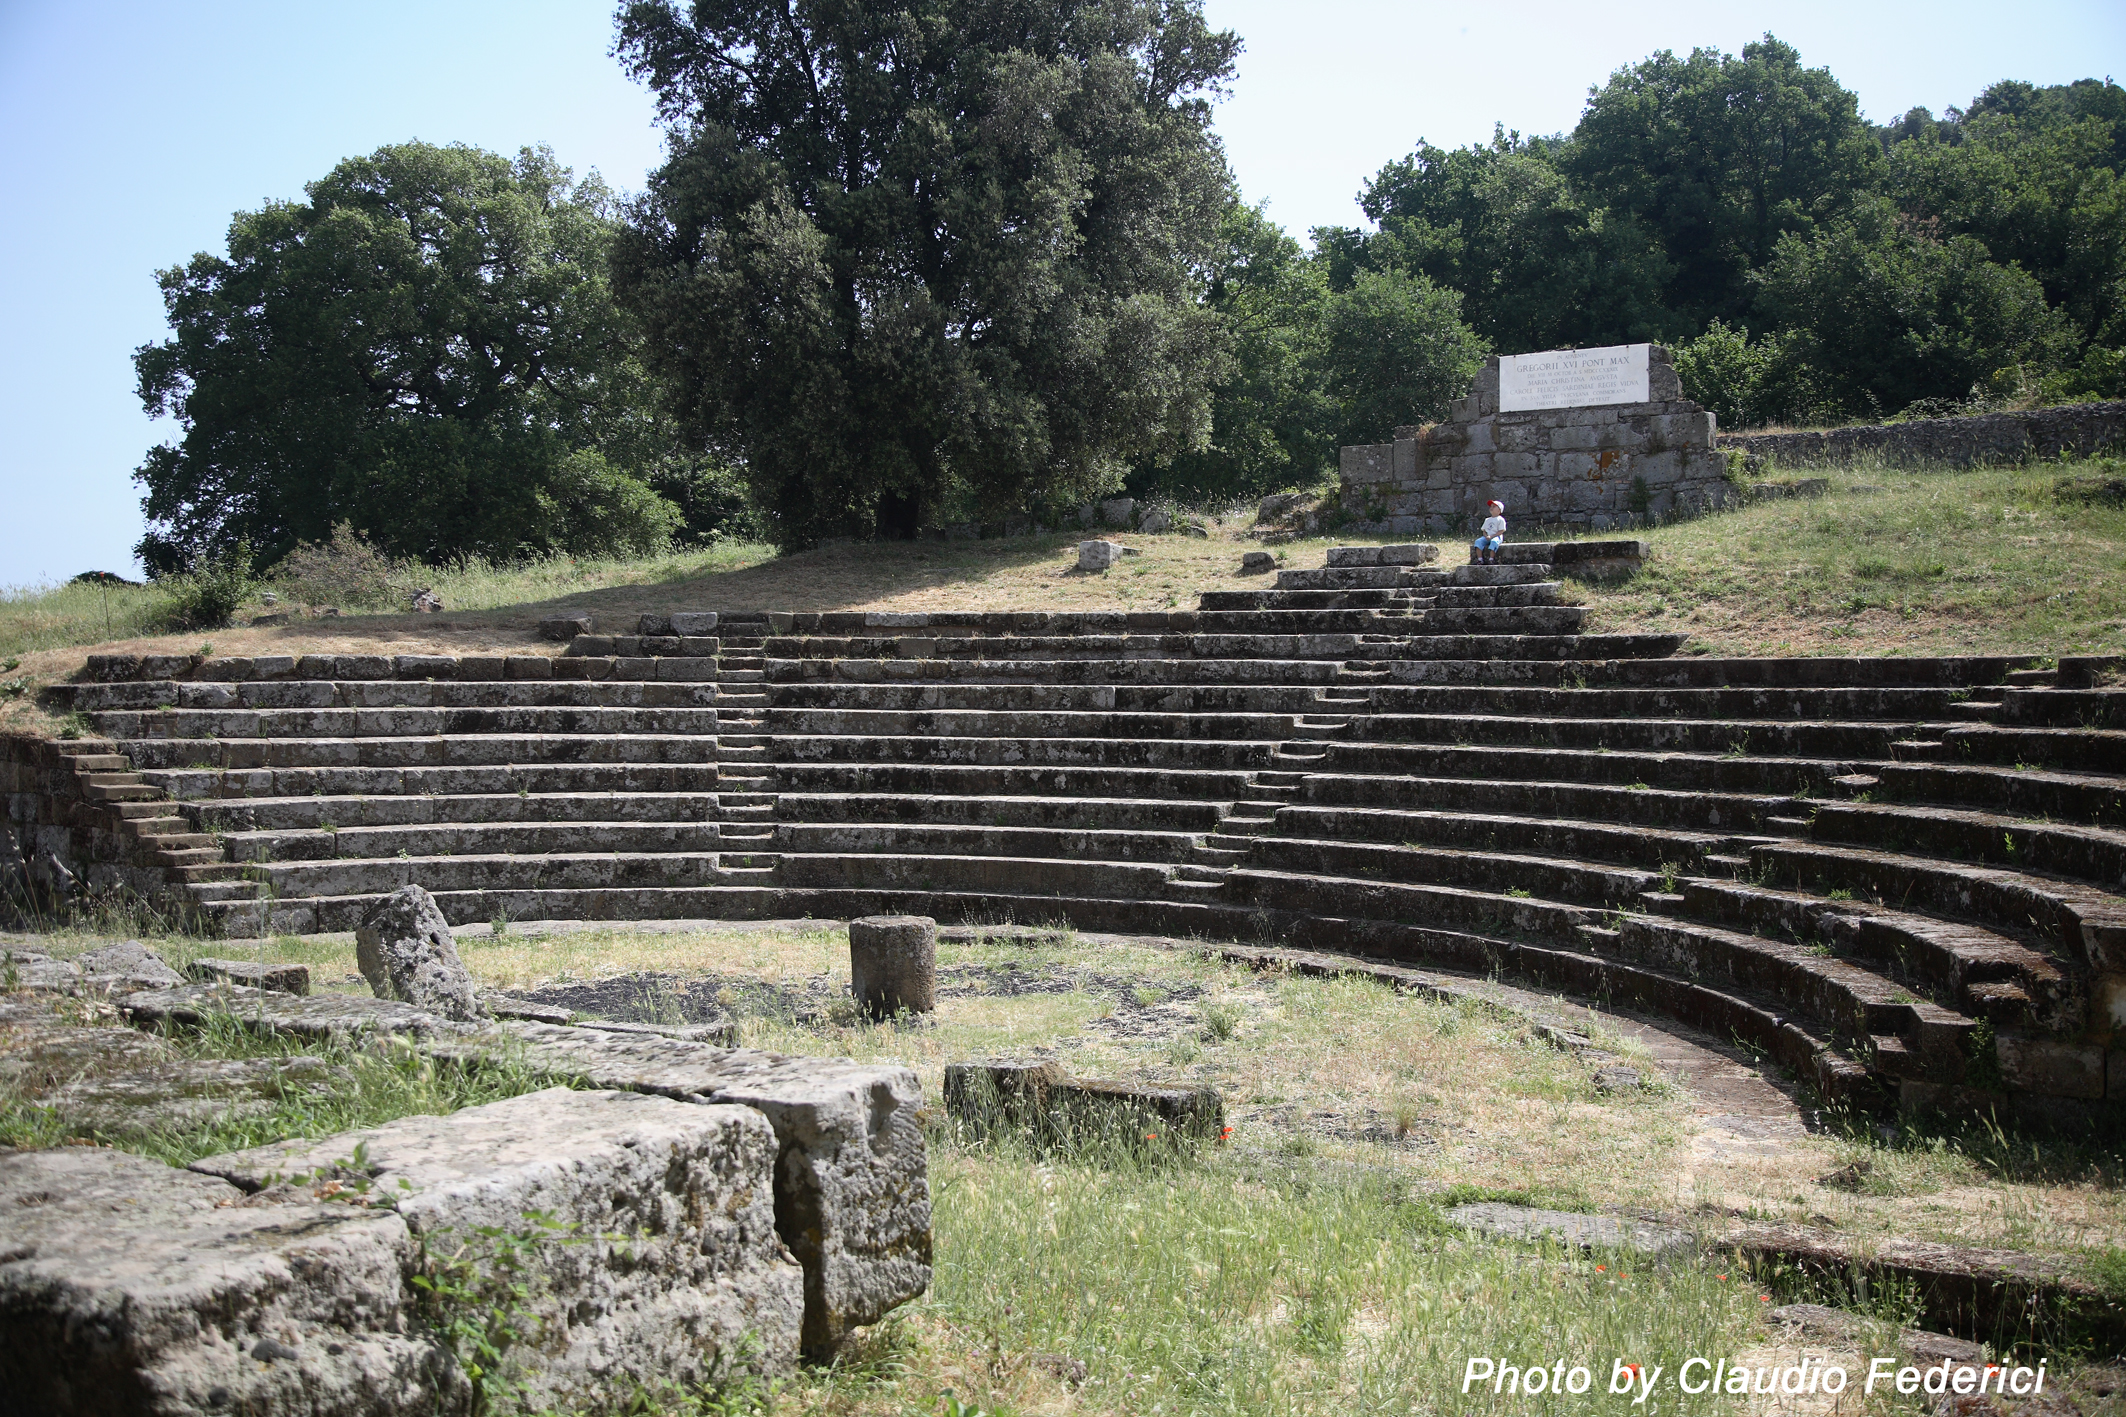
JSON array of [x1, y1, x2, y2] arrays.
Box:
[[34, 541, 2126, 1123]]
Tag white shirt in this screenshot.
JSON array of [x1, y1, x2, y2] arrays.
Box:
[[1481, 515, 1507, 538]]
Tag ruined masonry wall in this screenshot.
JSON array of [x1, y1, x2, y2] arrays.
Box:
[[1717, 399, 2126, 469], [1337, 347, 1736, 535], [0, 736, 169, 905]]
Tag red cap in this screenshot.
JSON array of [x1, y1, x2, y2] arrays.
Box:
[[1487, 500, 1504, 510]]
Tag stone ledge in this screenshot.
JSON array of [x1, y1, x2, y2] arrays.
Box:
[[193, 1087, 803, 1405], [116, 984, 931, 1361]]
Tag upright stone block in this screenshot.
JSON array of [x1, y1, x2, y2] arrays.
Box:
[[195, 1089, 805, 1405], [0, 1146, 436, 1416], [849, 915, 937, 1018]]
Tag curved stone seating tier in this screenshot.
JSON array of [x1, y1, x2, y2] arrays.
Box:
[[36, 544, 2126, 1124]]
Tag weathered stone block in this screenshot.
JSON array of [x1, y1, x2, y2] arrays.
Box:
[[538, 613, 594, 641], [196, 1089, 804, 1404], [1339, 444, 1393, 484], [1077, 540, 1126, 572], [849, 915, 937, 1017], [1238, 551, 1276, 575], [1997, 1036, 2105, 1099], [0, 1146, 438, 1416], [355, 885, 482, 1022], [670, 612, 720, 635], [1379, 543, 1438, 565], [944, 1059, 1225, 1142], [187, 957, 310, 995], [1392, 439, 1419, 478], [1324, 547, 1381, 567]]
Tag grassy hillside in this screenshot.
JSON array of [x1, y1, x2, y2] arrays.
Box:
[[1581, 456, 2126, 658], [6, 453, 2124, 737]]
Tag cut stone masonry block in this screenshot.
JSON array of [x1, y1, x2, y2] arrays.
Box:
[[195, 1088, 804, 1407]]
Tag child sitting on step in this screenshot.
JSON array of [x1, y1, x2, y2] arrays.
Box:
[[1471, 500, 1506, 565]]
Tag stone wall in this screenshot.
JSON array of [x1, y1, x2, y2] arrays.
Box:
[[1336, 348, 1736, 536], [1717, 400, 2126, 469], [0, 735, 170, 912]]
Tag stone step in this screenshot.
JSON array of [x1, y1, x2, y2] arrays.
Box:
[[1936, 724, 2126, 773], [1875, 762, 2126, 822], [1677, 878, 2074, 1034], [1997, 687, 2126, 727], [149, 762, 724, 802], [771, 792, 1225, 833], [1195, 589, 1418, 611], [1299, 771, 1794, 834], [1594, 915, 1978, 1069], [773, 823, 1203, 864], [777, 852, 1172, 898], [1350, 713, 1913, 759], [770, 657, 1345, 686], [1429, 583, 1565, 608], [1447, 564, 1555, 586], [1215, 866, 1596, 939], [1273, 566, 1438, 591], [120, 734, 727, 772], [83, 706, 725, 741], [238, 851, 755, 900], [83, 780, 163, 803], [1265, 803, 1727, 871], [1416, 607, 1587, 636], [221, 820, 739, 863], [1748, 840, 2126, 967], [51, 678, 720, 713], [1365, 684, 1979, 719], [1241, 836, 1653, 908], [1306, 740, 1857, 797], [773, 735, 1281, 771], [1809, 799, 2126, 892], [761, 708, 1304, 740], [769, 761, 1260, 802]]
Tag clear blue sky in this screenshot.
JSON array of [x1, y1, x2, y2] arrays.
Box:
[[1, 0, 2120, 584]]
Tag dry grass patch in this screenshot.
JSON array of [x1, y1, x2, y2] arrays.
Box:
[[1577, 455, 2126, 658]]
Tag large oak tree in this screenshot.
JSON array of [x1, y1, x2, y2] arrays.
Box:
[[134, 142, 701, 574], [611, 0, 1238, 545]]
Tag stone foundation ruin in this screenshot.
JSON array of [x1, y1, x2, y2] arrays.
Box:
[[1336, 344, 1736, 535], [10, 523, 2126, 1407]]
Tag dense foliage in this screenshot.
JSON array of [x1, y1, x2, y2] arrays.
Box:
[[610, 0, 1241, 546], [1310, 47, 2126, 435], [128, 22, 2126, 562], [132, 142, 744, 574]]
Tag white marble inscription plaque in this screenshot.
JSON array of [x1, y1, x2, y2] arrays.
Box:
[[1498, 344, 1650, 412]]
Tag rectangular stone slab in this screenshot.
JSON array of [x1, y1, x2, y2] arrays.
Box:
[[482, 1025, 934, 1358], [0, 1146, 440, 1416], [119, 988, 933, 1357], [194, 1088, 802, 1403]]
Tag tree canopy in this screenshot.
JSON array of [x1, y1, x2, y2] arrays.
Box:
[[133, 141, 731, 574], [1310, 43, 2125, 431], [609, 0, 1240, 546]]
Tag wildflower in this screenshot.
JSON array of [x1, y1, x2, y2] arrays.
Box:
[[1596, 1264, 1606, 1272], [1759, 1295, 1771, 1303], [1145, 1132, 1158, 1141], [1717, 1274, 1728, 1281], [1218, 1126, 1233, 1142]]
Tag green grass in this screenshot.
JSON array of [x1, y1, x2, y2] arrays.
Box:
[[0, 1004, 567, 1167], [880, 1143, 1770, 1417], [0, 577, 175, 658], [1576, 454, 2126, 656]]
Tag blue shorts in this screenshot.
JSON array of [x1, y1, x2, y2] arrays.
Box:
[[1472, 536, 1502, 551]]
